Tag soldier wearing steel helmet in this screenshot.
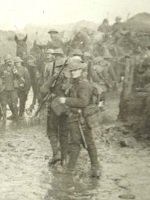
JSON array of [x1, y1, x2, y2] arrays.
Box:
[[58, 59, 100, 178], [112, 16, 123, 42], [0, 55, 19, 121], [97, 18, 111, 40], [42, 49, 55, 82], [40, 48, 69, 166], [47, 29, 64, 50]]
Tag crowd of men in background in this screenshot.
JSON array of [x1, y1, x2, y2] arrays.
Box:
[[0, 16, 150, 177]]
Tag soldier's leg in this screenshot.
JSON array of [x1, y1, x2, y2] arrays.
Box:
[[59, 114, 69, 165], [47, 108, 60, 164], [67, 121, 81, 170], [10, 90, 18, 121], [84, 125, 100, 177], [7, 91, 15, 119], [0, 92, 7, 123], [18, 90, 27, 117]]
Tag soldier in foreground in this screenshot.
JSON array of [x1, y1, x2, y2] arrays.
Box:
[[58, 61, 100, 178], [40, 48, 69, 166]]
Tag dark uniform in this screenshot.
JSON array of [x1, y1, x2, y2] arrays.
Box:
[[47, 75, 69, 165], [47, 29, 64, 50], [112, 16, 123, 42], [97, 18, 111, 40], [41, 49, 69, 165], [14, 57, 30, 117], [61, 64, 100, 176], [42, 49, 55, 82], [0, 57, 18, 121]]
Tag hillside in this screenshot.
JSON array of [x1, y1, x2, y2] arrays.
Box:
[[124, 12, 150, 32]]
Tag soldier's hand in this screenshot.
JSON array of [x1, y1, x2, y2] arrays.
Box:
[[59, 97, 66, 104], [13, 69, 18, 74]]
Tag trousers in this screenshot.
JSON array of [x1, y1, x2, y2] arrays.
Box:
[[47, 108, 68, 162], [5, 90, 18, 120], [67, 120, 99, 170], [17, 90, 28, 116]]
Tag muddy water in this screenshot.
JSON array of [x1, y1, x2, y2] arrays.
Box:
[[0, 120, 150, 200], [0, 94, 150, 200]]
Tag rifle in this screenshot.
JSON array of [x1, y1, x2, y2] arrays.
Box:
[[34, 58, 68, 117]]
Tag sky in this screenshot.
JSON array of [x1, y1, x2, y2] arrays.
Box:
[[0, 0, 149, 30]]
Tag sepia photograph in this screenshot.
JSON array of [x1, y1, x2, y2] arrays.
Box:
[[0, 0, 150, 199]]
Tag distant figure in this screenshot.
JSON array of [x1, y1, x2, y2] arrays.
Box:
[[112, 16, 123, 42], [0, 55, 19, 121], [47, 29, 64, 50], [14, 57, 30, 119], [97, 18, 111, 40]]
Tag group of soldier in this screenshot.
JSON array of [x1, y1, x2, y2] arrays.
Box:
[[38, 42, 107, 178], [0, 55, 30, 122], [0, 26, 117, 178], [1, 16, 150, 178]]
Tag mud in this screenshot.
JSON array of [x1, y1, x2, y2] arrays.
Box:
[[0, 96, 150, 200]]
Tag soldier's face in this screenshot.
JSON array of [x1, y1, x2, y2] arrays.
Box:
[[55, 55, 63, 60], [6, 60, 13, 67], [6, 63, 13, 71], [28, 60, 35, 66], [71, 69, 82, 78], [50, 33, 58, 40], [15, 62, 21, 67], [46, 53, 54, 61]]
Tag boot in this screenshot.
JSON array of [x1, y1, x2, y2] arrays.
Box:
[[48, 136, 61, 166], [90, 165, 101, 178], [87, 146, 100, 178], [49, 152, 61, 166], [67, 145, 81, 170]]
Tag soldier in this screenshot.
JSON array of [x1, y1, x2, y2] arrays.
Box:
[[112, 16, 123, 42], [0, 55, 18, 121], [14, 57, 30, 118], [88, 56, 111, 109], [41, 48, 69, 166], [97, 18, 111, 40], [43, 49, 55, 82], [58, 61, 100, 177], [47, 29, 64, 50], [0, 57, 5, 121]]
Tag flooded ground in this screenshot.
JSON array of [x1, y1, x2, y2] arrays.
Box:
[[0, 94, 150, 200]]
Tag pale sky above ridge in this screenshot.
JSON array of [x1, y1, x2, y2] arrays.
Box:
[[0, 0, 149, 30]]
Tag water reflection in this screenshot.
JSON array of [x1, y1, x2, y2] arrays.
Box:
[[45, 168, 100, 200]]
